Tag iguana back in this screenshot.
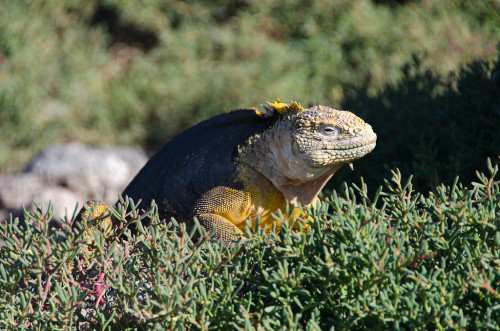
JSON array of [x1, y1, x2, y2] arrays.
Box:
[[121, 109, 277, 223]]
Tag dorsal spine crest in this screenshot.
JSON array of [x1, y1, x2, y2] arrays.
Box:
[[261, 99, 303, 117]]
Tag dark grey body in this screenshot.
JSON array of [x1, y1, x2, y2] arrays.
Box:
[[121, 109, 277, 224]]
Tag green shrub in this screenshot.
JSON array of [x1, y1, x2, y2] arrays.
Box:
[[1, 159, 498, 329]]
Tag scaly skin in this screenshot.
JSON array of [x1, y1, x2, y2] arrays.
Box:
[[193, 166, 293, 242], [74, 101, 376, 243]]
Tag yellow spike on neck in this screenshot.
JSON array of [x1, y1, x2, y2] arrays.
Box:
[[267, 99, 303, 115]]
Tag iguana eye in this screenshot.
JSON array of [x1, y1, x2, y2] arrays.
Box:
[[319, 126, 338, 136]]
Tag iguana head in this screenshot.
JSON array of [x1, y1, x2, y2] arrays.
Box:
[[289, 105, 377, 167], [239, 100, 377, 205]]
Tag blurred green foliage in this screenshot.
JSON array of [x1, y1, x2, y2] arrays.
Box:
[[1, 0, 499, 176], [1, 159, 498, 329]]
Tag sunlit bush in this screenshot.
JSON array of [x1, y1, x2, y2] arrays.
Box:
[[1, 159, 498, 329]]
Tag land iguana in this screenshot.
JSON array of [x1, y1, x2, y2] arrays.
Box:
[[75, 100, 376, 243]]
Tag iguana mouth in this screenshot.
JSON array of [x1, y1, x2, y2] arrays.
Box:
[[344, 140, 377, 157], [330, 140, 376, 157], [331, 140, 376, 150], [306, 132, 376, 167], [326, 132, 377, 151]]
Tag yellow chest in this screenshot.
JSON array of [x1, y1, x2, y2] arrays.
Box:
[[235, 181, 288, 232]]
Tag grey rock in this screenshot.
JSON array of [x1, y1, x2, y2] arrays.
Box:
[[1, 143, 147, 221], [27, 142, 147, 202], [36, 187, 85, 221], [0, 173, 45, 209]]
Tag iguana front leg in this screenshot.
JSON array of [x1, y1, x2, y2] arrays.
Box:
[[193, 186, 253, 242]]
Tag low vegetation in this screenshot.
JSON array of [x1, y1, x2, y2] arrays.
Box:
[[1, 159, 498, 329]]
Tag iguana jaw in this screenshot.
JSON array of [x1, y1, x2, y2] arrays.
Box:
[[305, 130, 377, 166]]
